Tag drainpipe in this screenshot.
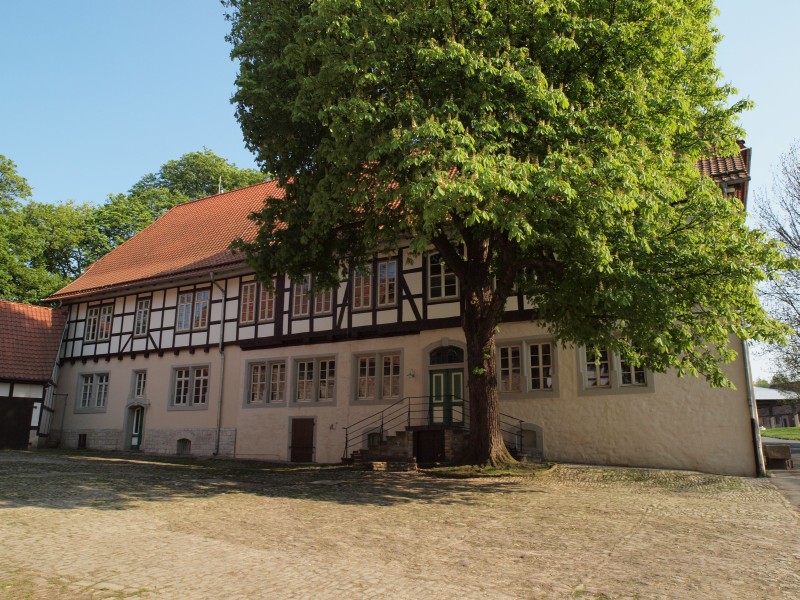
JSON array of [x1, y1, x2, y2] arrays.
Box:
[[211, 272, 226, 456], [742, 339, 765, 476]]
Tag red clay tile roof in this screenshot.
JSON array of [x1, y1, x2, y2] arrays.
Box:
[[696, 141, 751, 205], [0, 301, 67, 382], [47, 181, 283, 301]]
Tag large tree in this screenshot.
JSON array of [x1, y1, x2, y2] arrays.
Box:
[[227, 0, 789, 465], [758, 142, 800, 380]]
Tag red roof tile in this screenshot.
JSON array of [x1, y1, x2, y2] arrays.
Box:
[[0, 301, 67, 382], [47, 181, 283, 301]]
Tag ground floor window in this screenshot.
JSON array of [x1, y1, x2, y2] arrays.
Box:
[[294, 358, 336, 403], [496, 341, 554, 395], [247, 361, 286, 404], [77, 373, 109, 412], [356, 352, 401, 401], [581, 347, 651, 393], [171, 366, 209, 408]]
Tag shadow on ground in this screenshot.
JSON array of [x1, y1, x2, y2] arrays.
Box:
[[0, 450, 546, 511]]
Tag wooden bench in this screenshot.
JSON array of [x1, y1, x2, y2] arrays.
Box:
[[763, 444, 794, 470]]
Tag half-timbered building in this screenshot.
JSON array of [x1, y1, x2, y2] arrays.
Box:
[[44, 144, 764, 475]]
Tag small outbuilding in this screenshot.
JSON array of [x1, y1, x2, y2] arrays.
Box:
[[0, 300, 67, 449]]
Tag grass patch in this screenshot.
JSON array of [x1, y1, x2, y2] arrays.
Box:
[[420, 462, 551, 478], [761, 427, 800, 440]]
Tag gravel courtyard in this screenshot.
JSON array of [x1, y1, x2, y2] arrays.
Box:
[[1, 450, 798, 599]]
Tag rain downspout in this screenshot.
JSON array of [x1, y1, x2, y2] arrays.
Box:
[[742, 339, 765, 476], [211, 272, 226, 456]]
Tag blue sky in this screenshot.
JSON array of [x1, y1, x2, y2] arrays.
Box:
[[2, 1, 797, 377]]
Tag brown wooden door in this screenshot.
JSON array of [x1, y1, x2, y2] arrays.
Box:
[[0, 398, 35, 450], [290, 418, 315, 462]]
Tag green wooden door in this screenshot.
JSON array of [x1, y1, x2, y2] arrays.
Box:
[[130, 407, 143, 450], [429, 369, 464, 425]]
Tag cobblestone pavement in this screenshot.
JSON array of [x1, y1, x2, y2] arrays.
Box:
[[1, 451, 799, 599]]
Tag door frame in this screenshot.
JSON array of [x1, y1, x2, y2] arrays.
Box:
[[425, 341, 468, 426], [125, 403, 146, 450]]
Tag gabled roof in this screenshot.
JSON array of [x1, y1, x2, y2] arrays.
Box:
[[0, 301, 67, 383], [47, 181, 283, 301]]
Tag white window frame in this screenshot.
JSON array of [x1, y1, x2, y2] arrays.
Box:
[[84, 307, 99, 341], [377, 259, 397, 307], [259, 282, 276, 322], [134, 298, 150, 337], [176, 290, 210, 332], [293, 357, 336, 404], [428, 253, 459, 300], [528, 342, 554, 391], [293, 275, 311, 318], [314, 288, 334, 315], [355, 352, 402, 402], [170, 366, 210, 409], [498, 345, 522, 393], [352, 268, 372, 310], [133, 370, 147, 399], [240, 282, 257, 324], [579, 347, 654, 395], [76, 373, 109, 412], [246, 360, 287, 405], [97, 305, 114, 341]]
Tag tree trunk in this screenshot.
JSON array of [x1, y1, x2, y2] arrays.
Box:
[[460, 279, 517, 468]]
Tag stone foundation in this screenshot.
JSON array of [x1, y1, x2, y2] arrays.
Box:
[[143, 428, 236, 457], [59, 429, 123, 451]]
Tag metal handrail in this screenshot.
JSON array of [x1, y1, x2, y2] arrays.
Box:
[[342, 396, 527, 460]]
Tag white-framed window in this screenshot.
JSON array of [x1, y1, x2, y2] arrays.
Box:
[[495, 340, 555, 395], [240, 282, 257, 323], [77, 373, 109, 411], [352, 268, 371, 310], [133, 371, 147, 398], [356, 352, 401, 401], [314, 288, 334, 315], [529, 342, 553, 390], [580, 347, 652, 393], [176, 290, 210, 332], [293, 275, 312, 317], [259, 283, 275, 322], [428, 253, 458, 300], [377, 259, 397, 307], [171, 366, 209, 408], [98, 305, 113, 341], [620, 360, 647, 386], [84, 307, 99, 341], [247, 361, 286, 404], [176, 293, 193, 332], [193, 290, 210, 329], [585, 348, 611, 388], [498, 345, 522, 392], [134, 298, 150, 337], [294, 358, 336, 403]]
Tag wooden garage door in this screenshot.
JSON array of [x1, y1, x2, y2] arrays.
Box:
[[0, 398, 35, 450]]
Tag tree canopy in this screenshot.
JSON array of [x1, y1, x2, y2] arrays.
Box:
[[228, 0, 790, 464]]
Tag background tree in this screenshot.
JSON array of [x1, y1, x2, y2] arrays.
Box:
[[227, 0, 790, 466], [1, 149, 264, 303], [758, 141, 800, 381]]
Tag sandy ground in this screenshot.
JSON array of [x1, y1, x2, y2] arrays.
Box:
[[1, 450, 799, 599]]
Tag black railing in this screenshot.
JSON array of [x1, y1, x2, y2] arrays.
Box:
[[342, 395, 527, 460]]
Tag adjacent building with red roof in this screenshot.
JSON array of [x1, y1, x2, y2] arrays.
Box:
[[0, 300, 67, 449], [34, 144, 767, 476]]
